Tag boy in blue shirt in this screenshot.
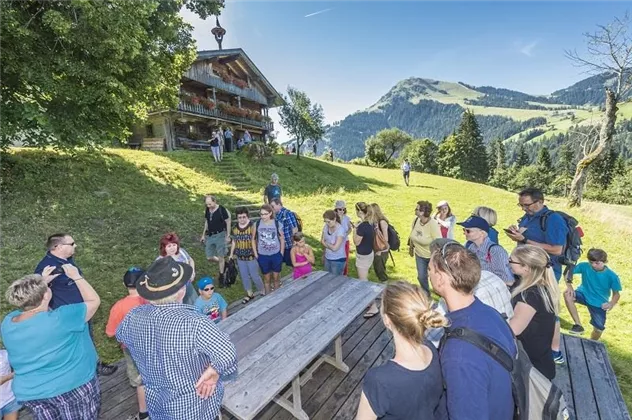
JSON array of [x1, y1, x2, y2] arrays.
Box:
[[195, 277, 228, 324], [564, 248, 622, 341]]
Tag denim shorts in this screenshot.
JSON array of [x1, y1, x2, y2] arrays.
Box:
[[205, 232, 227, 259], [1, 398, 21, 416], [258, 253, 283, 275], [575, 290, 607, 331]]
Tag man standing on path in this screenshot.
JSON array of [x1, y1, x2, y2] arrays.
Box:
[[116, 257, 237, 420], [271, 198, 298, 268], [401, 159, 411, 186], [224, 127, 233, 152], [201, 195, 231, 285], [264, 173, 282, 204], [34, 233, 118, 376], [505, 187, 568, 364]]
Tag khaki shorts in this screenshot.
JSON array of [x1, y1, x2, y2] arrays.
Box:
[[205, 232, 227, 259], [355, 252, 375, 270], [123, 348, 142, 387]]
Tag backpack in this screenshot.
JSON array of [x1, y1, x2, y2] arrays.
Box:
[[224, 258, 238, 287], [293, 211, 303, 232], [442, 327, 570, 420], [539, 210, 584, 281], [387, 224, 401, 251]]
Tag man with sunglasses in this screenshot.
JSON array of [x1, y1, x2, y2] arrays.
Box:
[[34, 233, 118, 376], [429, 242, 515, 420], [505, 187, 567, 364]]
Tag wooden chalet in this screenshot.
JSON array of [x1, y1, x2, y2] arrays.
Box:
[[135, 20, 283, 151]]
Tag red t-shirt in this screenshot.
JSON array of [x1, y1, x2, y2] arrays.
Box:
[[105, 295, 147, 340]]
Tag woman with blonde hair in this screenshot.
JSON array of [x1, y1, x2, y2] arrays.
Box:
[[369, 203, 390, 283], [356, 281, 446, 419], [434, 200, 456, 239], [472, 206, 499, 244], [354, 202, 379, 317], [508, 245, 559, 380]]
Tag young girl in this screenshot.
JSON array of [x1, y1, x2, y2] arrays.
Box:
[[508, 245, 559, 380], [321, 210, 347, 275], [291, 232, 315, 279], [0, 348, 20, 420], [434, 200, 456, 239], [256, 204, 285, 293], [356, 281, 447, 419]]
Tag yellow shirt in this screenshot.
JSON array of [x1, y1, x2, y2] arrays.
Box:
[[409, 217, 442, 258]]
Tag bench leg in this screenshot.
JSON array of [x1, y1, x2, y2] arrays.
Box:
[[273, 376, 309, 420]]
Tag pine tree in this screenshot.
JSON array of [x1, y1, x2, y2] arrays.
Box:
[[516, 145, 530, 168], [590, 146, 620, 188], [456, 110, 489, 182], [536, 148, 553, 174]]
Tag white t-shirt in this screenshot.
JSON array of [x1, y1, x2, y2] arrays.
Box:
[[401, 162, 411, 172], [0, 350, 15, 409], [322, 224, 347, 260], [340, 215, 353, 239]]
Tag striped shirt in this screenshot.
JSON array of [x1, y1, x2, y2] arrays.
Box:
[[116, 304, 237, 420], [231, 223, 256, 261], [466, 237, 514, 285]]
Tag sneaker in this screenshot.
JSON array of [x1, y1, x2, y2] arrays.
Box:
[[552, 350, 565, 365], [97, 361, 118, 376], [126, 414, 149, 420], [568, 324, 585, 335]]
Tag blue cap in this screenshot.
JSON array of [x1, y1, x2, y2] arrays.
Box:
[[457, 216, 490, 233], [198, 276, 214, 290]]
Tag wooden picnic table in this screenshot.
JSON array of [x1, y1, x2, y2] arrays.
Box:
[[217, 270, 384, 420]]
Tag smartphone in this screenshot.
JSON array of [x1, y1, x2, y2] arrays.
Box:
[[503, 228, 514, 234]]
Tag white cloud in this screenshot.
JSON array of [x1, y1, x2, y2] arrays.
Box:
[[518, 40, 538, 57], [304, 8, 332, 18]]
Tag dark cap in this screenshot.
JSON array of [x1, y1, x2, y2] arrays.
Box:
[[136, 257, 192, 300], [457, 216, 490, 233], [123, 267, 145, 288]]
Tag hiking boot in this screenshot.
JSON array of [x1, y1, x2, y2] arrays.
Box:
[[568, 324, 585, 335], [552, 350, 565, 365], [97, 361, 118, 376], [218, 273, 225, 288]]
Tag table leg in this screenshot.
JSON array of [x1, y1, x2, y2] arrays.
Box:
[[321, 335, 350, 373], [273, 376, 309, 420]]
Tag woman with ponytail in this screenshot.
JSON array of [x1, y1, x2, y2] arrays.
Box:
[[356, 281, 447, 420], [508, 245, 560, 380]]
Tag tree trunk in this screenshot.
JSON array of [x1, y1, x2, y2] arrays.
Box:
[[568, 88, 618, 207], [296, 140, 302, 159]]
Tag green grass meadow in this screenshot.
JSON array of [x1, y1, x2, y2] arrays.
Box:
[[1, 148, 631, 411]]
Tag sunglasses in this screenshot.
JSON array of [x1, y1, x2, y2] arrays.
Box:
[[440, 242, 463, 279], [260, 212, 270, 216], [335, 208, 345, 211], [203, 286, 215, 291], [462, 228, 472, 234], [508, 259, 521, 265]]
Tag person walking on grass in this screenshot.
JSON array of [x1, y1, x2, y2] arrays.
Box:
[[505, 187, 568, 365], [334, 200, 353, 275], [256, 204, 285, 294], [400, 159, 411, 186], [201, 195, 231, 285], [321, 210, 347, 275], [263, 173, 282, 204], [353, 202, 379, 318], [508, 245, 559, 380], [291, 232, 315, 279], [369, 203, 390, 283], [3, 265, 102, 419], [564, 248, 622, 341], [270, 198, 298, 268], [116, 257, 237, 420], [434, 200, 456, 239], [408, 201, 442, 293], [156, 232, 197, 305], [105, 267, 149, 420], [229, 207, 265, 304], [34, 233, 117, 376], [356, 282, 446, 420]]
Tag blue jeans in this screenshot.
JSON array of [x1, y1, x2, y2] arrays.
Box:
[[415, 256, 430, 293], [324, 259, 346, 275]]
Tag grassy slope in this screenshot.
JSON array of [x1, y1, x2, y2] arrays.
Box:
[[2, 148, 631, 410]]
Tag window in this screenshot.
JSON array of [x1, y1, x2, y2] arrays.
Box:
[[145, 124, 154, 137]]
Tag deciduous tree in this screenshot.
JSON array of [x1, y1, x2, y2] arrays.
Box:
[[278, 87, 325, 159], [364, 128, 413, 166]]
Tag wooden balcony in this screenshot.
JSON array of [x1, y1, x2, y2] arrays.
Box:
[[184, 68, 269, 106], [177, 101, 274, 131]]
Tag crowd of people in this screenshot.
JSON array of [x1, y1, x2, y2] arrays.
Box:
[[0, 179, 623, 420]]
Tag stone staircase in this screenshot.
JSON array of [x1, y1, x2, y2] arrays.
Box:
[[214, 154, 262, 225]]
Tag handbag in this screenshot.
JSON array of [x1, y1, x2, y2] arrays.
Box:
[[373, 223, 389, 252]]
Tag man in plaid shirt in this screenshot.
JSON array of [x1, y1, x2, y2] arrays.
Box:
[[117, 257, 237, 420], [270, 198, 298, 268]]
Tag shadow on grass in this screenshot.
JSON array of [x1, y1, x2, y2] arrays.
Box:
[[1, 149, 332, 363], [159, 151, 378, 198]]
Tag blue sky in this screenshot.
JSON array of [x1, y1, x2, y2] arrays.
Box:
[[181, 1, 630, 141]]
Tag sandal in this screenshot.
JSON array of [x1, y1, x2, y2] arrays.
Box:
[[242, 293, 254, 304], [363, 309, 379, 319]]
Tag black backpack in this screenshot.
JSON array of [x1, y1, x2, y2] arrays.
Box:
[[539, 210, 584, 281], [442, 327, 570, 420], [224, 258, 238, 287]]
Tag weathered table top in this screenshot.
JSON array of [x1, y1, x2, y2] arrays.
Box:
[[218, 271, 384, 420]]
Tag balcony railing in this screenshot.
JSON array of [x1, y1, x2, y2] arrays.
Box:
[[184, 68, 269, 106], [177, 101, 273, 131]]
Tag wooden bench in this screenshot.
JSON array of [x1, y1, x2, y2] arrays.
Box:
[[218, 271, 384, 420], [554, 334, 630, 420]]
